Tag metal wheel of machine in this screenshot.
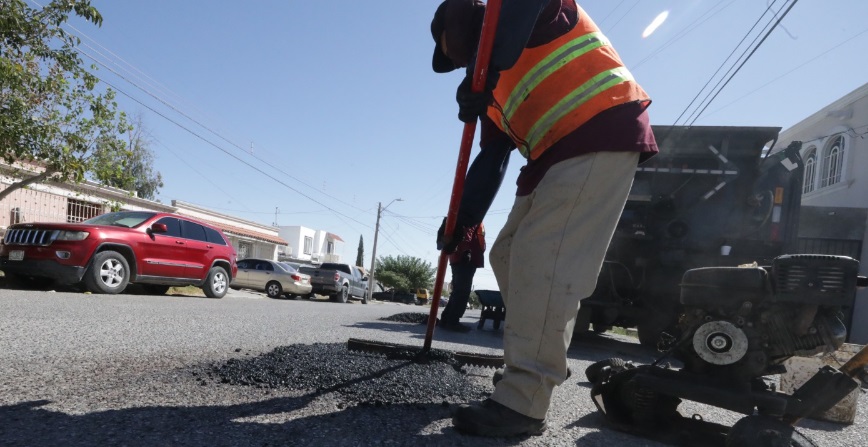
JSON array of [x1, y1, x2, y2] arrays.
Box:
[[265, 281, 282, 298], [202, 266, 228, 298], [84, 250, 130, 294], [725, 415, 817, 447]]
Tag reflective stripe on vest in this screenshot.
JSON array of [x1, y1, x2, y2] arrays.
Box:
[[488, 5, 650, 160], [500, 31, 610, 121], [523, 66, 635, 156]]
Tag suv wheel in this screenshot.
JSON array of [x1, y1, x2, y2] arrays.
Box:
[[203, 266, 228, 298], [84, 250, 130, 294], [265, 281, 282, 299]]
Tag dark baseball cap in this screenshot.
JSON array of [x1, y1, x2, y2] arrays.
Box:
[[431, 0, 485, 73]]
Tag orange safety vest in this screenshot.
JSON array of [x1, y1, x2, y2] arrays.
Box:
[[487, 4, 650, 160]]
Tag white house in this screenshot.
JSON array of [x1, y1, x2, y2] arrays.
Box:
[[773, 82, 868, 343], [277, 225, 344, 264]]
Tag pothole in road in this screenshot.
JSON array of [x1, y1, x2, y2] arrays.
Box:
[[200, 343, 491, 407], [378, 312, 429, 324]]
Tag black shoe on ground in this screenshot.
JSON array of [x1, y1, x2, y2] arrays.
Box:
[[453, 398, 546, 437], [438, 320, 472, 333], [492, 367, 572, 386]]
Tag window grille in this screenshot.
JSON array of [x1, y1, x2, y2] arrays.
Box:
[[66, 199, 103, 223], [11, 207, 22, 224], [802, 147, 816, 194], [303, 236, 313, 255], [820, 135, 844, 188]]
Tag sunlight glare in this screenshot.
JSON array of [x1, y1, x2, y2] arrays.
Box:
[[642, 11, 669, 38]]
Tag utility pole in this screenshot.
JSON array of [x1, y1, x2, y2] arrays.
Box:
[[366, 198, 402, 304]]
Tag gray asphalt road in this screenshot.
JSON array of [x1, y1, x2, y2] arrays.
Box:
[[0, 287, 865, 446]]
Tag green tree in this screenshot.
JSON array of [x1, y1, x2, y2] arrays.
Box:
[[355, 235, 364, 268], [92, 114, 163, 200], [374, 255, 436, 292], [0, 0, 135, 202]]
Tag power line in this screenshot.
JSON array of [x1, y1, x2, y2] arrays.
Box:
[[606, 0, 640, 33], [89, 72, 373, 230], [672, 0, 800, 128], [75, 44, 370, 216], [598, 0, 629, 28], [151, 137, 252, 210], [685, 0, 799, 127], [37, 0, 374, 220], [673, 0, 786, 126], [704, 25, 868, 119]]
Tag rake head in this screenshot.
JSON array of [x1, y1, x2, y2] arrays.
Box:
[[347, 338, 504, 369]]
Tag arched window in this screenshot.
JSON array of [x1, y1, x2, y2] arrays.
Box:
[[802, 146, 817, 194], [820, 135, 845, 187]]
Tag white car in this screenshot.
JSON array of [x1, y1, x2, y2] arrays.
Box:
[[233, 258, 313, 299]]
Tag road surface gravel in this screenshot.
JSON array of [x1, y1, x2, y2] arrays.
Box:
[[0, 288, 865, 446]]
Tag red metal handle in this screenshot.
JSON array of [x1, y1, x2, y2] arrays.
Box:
[[424, 0, 502, 351]]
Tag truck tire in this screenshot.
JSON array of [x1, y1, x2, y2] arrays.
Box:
[[203, 266, 229, 299], [331, 285, 349, 303], [637, 307, 676, 348], [84, 250, 130, 294]]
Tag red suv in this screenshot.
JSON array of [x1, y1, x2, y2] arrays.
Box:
[[0, 211, 238, 298]]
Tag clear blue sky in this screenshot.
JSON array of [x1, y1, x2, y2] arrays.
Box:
[[67, 0, 868, 290]]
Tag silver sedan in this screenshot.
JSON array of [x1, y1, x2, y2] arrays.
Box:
[[232, 258, 313, 299]]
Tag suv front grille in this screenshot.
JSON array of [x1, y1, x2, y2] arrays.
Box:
[[3, 229, 55, 246]]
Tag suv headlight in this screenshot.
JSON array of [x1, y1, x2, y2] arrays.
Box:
[[53, 230, 90, 241]]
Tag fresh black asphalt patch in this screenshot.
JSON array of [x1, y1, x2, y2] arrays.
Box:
[[202, 342, 490, 407]]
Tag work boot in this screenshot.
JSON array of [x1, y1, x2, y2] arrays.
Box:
[[492, 367, 572, 386], [452, 398, 546, 437], [438, 319, 472, 333]]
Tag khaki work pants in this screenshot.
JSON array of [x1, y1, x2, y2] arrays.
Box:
[[489, 151, 639, 419]]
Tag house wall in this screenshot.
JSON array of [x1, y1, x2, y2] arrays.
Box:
[[0, 183, 71, 226], [277, 226, 343, 263], [278, 226, 317, 262], [775, 82, 868, 344], [313, 230, 343, 263], [225, 237, 275, 261]]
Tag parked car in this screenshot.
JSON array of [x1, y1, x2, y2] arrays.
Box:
[[0, 211, 237, 298], [371, 289, 415, 304], [232, 258, 312, 299], [284, 261, 318, 271], [415, 288, 431, 305], [298, 262, 367, 303]]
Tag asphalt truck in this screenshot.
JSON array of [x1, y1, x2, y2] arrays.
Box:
[[575, 125, 809, 347]]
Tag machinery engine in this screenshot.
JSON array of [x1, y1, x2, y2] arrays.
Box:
[[672, 254, 859, 381]]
